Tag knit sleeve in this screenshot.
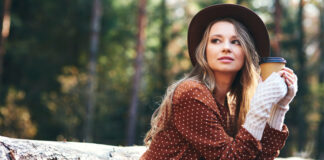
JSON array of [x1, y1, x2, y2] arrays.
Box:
[[172, 81, 262, 160], [257, 123, 289, 159]]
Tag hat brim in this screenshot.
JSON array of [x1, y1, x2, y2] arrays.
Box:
[[188, 4, 270, 66]]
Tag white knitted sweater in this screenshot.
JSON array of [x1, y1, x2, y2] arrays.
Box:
[[243, 73, 287, 140]]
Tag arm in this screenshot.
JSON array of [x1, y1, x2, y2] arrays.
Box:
[[173, 85, 261, 160], [257, 123, 289, 159], [257, 68, 297, 159], [243, 73, 287, 140], [258, 104, 289, 159], [172, 73, 287, 160]]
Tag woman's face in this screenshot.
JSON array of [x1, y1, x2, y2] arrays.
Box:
[[206, 21, 245, 74]]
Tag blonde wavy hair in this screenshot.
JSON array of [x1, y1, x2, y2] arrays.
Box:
[[144, 18, 260, 146]]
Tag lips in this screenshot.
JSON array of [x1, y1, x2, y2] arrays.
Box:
[[218, 56, 234, 61]]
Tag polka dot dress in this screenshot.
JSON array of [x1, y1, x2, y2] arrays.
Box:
[[141, 80, 289, 160]]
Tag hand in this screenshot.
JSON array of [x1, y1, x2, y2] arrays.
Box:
[[251, 72, 287, 108], [243, 72, 287, 140], [277, 67, 298, 107], [267, 68, 297, 131]]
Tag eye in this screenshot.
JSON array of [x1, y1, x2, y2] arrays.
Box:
[[211, 38, 221, 43], [231, 40, 241, 45]]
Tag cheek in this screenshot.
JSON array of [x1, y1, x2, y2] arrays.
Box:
[[234, 48, 245, 67], [206, 46, 213, 63], [206, 45, 219, 63], [237, 52, 245, 68]]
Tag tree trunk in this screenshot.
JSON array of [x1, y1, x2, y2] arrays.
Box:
[[316, 115, 324, 159], [0, 136, 146, 159], [0, 136, 305, 159], [272, 0, 282, 56], [0, 0, 11, 85], [296, 0, 308, 152], [84, 0, 102, 142], [158, 0, 168, 92], [126, 0, 147, 145], [316, 2, 324, 159], [320, 3, 324, 83]]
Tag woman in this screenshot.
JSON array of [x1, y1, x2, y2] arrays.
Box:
[[141, 4, 297, 160]]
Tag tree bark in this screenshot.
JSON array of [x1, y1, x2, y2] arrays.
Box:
[[158, 0, 168, 92], [320, 3, 324, 83], [316, 116, 324, 159], [126, 0, 147, 145], [85, 0, 102, 142], [0, 136, 146, 160], [0, 136, 306, 159], [316, 2, 324, 159], [296, 0, 308, 152], [272, 0, 282, 56], [0, 0, 11, 84]]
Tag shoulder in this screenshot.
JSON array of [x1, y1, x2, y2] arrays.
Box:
[[173, 79, 208, 97], [176, 79, 207, 92], [172, 79, 215, 107]]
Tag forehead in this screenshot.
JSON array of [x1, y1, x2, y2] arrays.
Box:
[[209, 21, 237, 36]]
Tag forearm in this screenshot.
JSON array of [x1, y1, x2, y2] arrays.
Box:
[[173, 85, 263, 159], [257, 124, 289, 159], [174, 101, 263, 160], [243, 104, 271, 140], [268, 104, 289, 131], [243, 73, 287, 140]]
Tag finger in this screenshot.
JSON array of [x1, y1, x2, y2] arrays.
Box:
[[282, 67, 294, 74], [284, 74, 295, 86], [284, 72, 294, 80], [286, 72, 297, 82], [285, 78, 292, 86], [285, 77, 293, 86], [293, 73, 298, 81], [281, 69, 296, 81], [285, 74, 296, 86], [278, 71, 285, 77], [280, 70, 290, 79], [281, 72, 294, 87]]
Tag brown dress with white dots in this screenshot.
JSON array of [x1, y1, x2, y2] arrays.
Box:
[[141, 80, 288, 160]]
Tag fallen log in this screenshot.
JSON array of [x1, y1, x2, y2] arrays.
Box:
[[0, 136, 313, 160], [0, 136, 146, 159]]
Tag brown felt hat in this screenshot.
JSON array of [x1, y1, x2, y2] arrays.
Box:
[[188, 4, 270, 66]]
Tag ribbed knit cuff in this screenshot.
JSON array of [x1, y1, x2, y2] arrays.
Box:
[[243, 121, 266, 141], [268, 104, 289, 131]]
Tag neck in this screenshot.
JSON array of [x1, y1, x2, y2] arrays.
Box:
[[213, 71, 237, 105]]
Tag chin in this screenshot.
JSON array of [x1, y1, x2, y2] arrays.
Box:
[[222, 70, 240, 73], [211, 66, 240, 73]]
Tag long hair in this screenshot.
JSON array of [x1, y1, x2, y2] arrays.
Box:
[[144, 18, 260, 146]]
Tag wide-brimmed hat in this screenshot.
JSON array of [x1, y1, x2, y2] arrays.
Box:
[[187, 4, 270, 66]]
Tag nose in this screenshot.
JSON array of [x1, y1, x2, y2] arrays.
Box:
[[222, 41, 231, 53]]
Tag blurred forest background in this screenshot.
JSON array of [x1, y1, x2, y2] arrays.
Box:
[[1, 0, 324, 159]]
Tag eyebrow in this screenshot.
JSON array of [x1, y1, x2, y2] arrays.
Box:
[[210, 34, 238, 38]]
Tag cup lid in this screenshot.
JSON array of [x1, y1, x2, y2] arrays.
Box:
[[260, 57, 286, 64]]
